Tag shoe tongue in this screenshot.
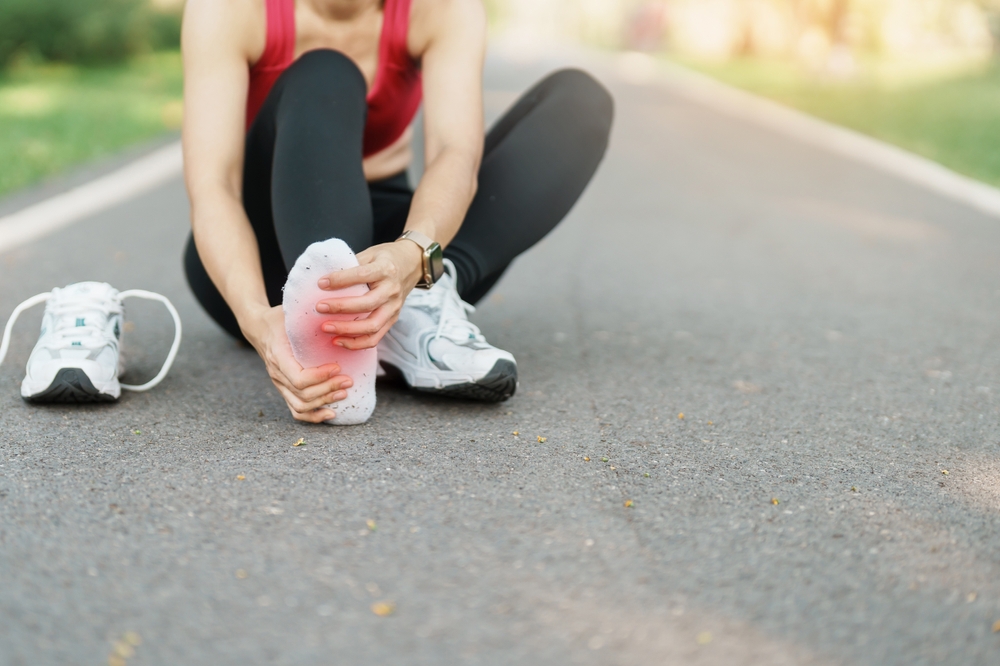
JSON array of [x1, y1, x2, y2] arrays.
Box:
[[432, 314, 483, 345], [58, 281, 117, 299], [412, 270, 452, 296], [51, 283, 121, 314], [437, 269, 455, 290], [47, 283, 119, 340]]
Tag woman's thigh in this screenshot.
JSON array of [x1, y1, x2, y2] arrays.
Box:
[[446, 69, 614, 304]]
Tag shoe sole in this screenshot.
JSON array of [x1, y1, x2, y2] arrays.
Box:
[[23, 368, 118, 404], [382, 359, 518, 403]]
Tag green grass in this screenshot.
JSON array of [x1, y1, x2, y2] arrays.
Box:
[[679, 57, 1000, 187], [0, 50, 182, 197]]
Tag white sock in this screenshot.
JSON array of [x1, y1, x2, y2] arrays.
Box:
[[283, 238, 376, 425]]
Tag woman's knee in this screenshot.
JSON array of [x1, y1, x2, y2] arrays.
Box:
[[275, 49, 367, 109], [546, 69, 615, 137]]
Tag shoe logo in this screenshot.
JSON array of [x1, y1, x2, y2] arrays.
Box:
[[76, 318, 85, 327], [71, 341, 82, 346]]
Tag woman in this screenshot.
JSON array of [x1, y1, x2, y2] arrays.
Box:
[[181, 0, 613, 423]]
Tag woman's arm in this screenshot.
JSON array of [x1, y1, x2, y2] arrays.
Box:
[[401, 0, 487, 247], [315, 0, 488, 349], [182, 0, 352, 422]]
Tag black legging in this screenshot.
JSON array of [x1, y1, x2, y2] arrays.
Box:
[[184, 49, 614, 340]]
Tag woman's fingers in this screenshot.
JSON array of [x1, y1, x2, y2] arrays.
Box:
[[318, 261, 385, 291], [269, 357, 352, 400], [272, 350, 341, 391], [329, 305, 396, 339], [288, 404, 338, 424], [317, 283, 395, 315], [327, 307, 397, 338], [290, 374, 353, 402], [275, 381, 349, 414], [335, 332, 384, 350], [333, 310, 399, 350]]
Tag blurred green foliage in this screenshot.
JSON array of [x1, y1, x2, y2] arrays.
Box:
[[683, 56, 1000, 187], [0, 0, 182, 70], [0, 51, 183, 195]]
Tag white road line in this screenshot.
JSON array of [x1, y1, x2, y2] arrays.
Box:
[[0, 141, 183, 256], [647, 59, 1000, 218]]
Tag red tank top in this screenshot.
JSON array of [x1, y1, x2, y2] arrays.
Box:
[[246, 0, 423, 157]]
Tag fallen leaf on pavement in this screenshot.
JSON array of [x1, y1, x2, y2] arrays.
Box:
[[537, 436, 547, 443], [367, 519, 377, 531], [371, 601, 396, 617], [293, 438, 305, 447], [941, 470, 949, 475], [512, 431, 519, 436], [771, 498, 780, 505], [678, 413, 684, 420], [992, 619, 1000, 633], [583, 457, 590, 461], [733, 380, 762, 394], [236, 475, 245, 481], [624, 500, 633, 508], [112, 641, 134, 659]]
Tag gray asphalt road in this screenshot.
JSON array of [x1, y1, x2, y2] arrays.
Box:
[[2, 51, 1000, 666]]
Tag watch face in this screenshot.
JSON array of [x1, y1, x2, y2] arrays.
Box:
[[428, 243, 444, 283]]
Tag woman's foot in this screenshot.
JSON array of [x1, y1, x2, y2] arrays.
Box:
[[284, 239, 377, 425], [377, 260, 517, 402]]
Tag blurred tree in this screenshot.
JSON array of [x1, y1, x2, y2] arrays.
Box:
[[490, 0, 995, 70], [0, 0, 182, 70], [977, 0, 1000, 48]]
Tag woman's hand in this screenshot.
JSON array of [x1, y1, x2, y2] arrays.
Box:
[[315, 240, 423, 350], [243, 305, 354, 423]]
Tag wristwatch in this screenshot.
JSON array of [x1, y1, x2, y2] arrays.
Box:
[[397, 229, 444, 289]]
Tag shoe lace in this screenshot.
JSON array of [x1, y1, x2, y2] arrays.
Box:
[[0, 287, 183, 393], [406, 272, 484, 344], [46, 293, 121, 347]]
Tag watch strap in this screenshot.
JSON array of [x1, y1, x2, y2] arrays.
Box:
[[397, 230, 443, 288], [397, 229, 434, 252]]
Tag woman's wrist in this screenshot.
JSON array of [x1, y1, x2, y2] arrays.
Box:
[[234, 301, 274, 349], [394, 236, 427, 287]]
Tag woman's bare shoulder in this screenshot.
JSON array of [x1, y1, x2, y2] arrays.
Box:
[[183, 0, 267, 65], [409, 0, 486, 57]]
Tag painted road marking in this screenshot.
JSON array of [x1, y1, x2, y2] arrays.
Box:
[[615, 51, 1000, 218], [0, 142, 182, 256]]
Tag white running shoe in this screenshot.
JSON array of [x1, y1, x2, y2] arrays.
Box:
[[378, 260, 517, 402], [0, 282, 182, 403]]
